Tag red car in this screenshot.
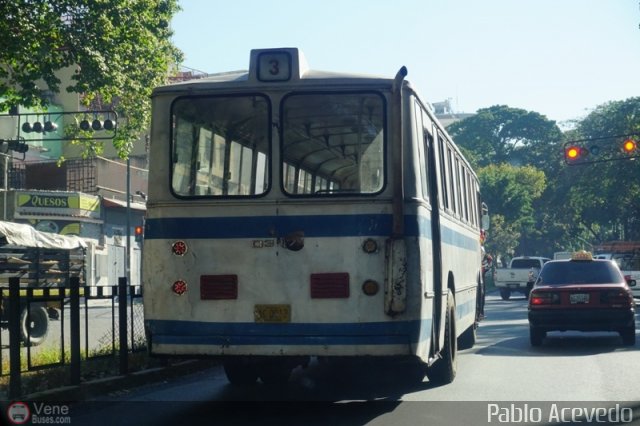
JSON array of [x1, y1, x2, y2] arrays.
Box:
[[528, 251, 636, 346]]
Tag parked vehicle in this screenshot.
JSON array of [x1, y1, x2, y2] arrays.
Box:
[[593, 241, 640, 299], [494, 256, 551, 300], [553, 251, 573, 260], [0, 221, 86, 346]]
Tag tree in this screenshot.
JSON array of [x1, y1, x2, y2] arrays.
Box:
[[483, 214, 520, 262], [559, 97, 640, 241], [447, 105, 563, 171], [478, 163, 546, 256], [0, 0, 183, 158]]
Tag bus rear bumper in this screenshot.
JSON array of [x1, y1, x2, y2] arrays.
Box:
[[145, 319, 423, 357]]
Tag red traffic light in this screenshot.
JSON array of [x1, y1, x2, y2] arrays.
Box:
[[134, 225, 143, 235]]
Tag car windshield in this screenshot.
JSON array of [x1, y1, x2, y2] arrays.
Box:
[[536, 261, 624, 285]]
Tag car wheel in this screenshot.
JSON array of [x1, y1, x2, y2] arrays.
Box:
[[620, 327, 636, 346], [529, 327, 545, 347], [500, 288, 511, 300], [20, 305, 49, 346], [427, 290, 457, 386]]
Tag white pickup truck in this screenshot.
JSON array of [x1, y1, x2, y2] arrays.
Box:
[[494, 256, 551, 300], [594, 252, 640, 298]]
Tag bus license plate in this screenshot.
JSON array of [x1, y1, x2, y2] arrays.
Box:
[[570, 293, 589, 304], [254, 304, 291, 323]]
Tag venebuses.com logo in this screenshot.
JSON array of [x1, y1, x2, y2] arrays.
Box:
[[6, 401, 71, 424], [6, 402, 30, 425]]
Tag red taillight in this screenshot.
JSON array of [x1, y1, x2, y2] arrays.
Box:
[[172, 280, 188, 296], [172, 241, 188, 256], [600, 289, 633, 307], [310, 273, 349, 298], [530, 291, 560, 306]]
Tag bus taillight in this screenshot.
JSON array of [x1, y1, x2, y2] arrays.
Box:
[[172, 241, 188, 256], [172, 280, 188, 295]]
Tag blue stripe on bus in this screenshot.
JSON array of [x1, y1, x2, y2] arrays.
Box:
[[147, 319, 430, 346], [145, 213, 478, 251], [145, 214, 394, 239]]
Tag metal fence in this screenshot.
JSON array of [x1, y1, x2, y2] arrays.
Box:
[[0, 277, 144, 398]]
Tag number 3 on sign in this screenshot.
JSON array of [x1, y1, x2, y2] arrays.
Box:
[[257, 51, 291, 81]]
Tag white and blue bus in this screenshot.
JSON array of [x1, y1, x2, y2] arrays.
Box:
[[143, 48, 487, 386]]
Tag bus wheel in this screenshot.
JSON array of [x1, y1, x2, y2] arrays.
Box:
[[426, 291, 457, 386], [223, 358, 259, 385], [20, 305, 49, 346]]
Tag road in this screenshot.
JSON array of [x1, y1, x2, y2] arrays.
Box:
[[67, 293, 640, 425]]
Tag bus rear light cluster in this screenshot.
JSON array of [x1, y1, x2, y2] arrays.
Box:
[[172, 280, 188, 295], [172, 241, 188, 256]]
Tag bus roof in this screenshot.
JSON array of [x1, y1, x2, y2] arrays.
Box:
[[153, 47, 406, 95]]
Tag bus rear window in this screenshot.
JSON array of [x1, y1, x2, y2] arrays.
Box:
[[171, 95, 270, 197], [281, 92, 385, 195]]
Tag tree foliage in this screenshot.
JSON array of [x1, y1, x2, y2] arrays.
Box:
[[448, 98, 640, 259], [478, 164, 546, 255], [559, 97, 640, 242], [0, 0, 183, 157], [447, 105, 563, 171]]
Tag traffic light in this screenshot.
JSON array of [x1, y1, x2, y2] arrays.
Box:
[[564, 145, 583, 162], [134, 225, 144, 242], [564, 134, 640, 165], [622, 139, 637, 154]]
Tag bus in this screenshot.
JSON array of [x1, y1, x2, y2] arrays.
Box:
[[143, 48, 487, 386]]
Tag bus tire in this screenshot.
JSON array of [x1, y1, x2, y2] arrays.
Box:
[[427, 291, 457, 386], [223, 358, 259, 385], [20, 305, 49, 347]]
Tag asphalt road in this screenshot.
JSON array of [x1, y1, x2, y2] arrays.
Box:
[[27, 293, 640, 425]]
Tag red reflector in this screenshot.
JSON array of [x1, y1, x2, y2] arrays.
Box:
[[310, 273, 350, 298], [200, 275, 238, 300]]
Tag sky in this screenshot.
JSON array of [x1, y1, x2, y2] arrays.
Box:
[[170, 0, 640, 126]]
